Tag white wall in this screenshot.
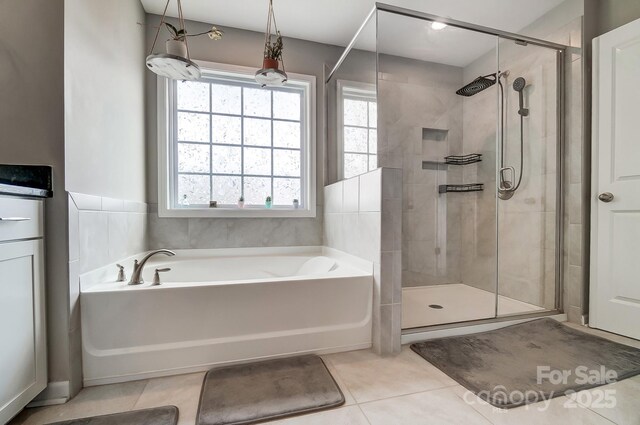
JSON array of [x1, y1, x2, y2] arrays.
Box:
[[64, 0, 147, 202], [62, 0, 149, 397], [0, 0, 69, 386]]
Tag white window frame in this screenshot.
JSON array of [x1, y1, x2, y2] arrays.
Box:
[[336, 79, 377, 181], [158, 60, 316, 218]]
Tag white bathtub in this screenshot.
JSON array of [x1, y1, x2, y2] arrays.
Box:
[[80, 247, 373, 386]]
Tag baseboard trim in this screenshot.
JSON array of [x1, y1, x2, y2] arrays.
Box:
[[26, 381, 70, 407]]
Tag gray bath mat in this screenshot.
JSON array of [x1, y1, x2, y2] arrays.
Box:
[[47, 405, 178, 425], [197, 355, 344, 425], [411, 318, 640, 408]]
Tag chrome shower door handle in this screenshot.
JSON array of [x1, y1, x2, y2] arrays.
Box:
[[598, 192, 614, 203], [499, 166, 515, 189]]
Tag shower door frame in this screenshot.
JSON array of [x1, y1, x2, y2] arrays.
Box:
[[326, 3, 568, 333]]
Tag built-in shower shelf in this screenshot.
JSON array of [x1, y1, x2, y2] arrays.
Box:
[[444, 153, 482, 165], [439, 183, 484, 194]]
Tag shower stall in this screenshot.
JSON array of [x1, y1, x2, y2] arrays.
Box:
[[326, 4, 566, 333]]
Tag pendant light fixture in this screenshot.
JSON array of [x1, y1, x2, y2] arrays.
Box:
[[146, 0, 223, 81], [255, 0, 288, 87]]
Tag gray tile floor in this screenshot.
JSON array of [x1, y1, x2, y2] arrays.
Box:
[[10, 323, 640, 425]]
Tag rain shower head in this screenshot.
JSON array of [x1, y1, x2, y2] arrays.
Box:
[[455, 74, 496, 97]]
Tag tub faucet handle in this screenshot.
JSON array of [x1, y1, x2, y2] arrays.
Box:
[[152, 268, 171, 286], [116, 264, 126, 282]]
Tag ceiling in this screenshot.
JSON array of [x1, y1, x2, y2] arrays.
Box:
[[139, 0, 567, 67]]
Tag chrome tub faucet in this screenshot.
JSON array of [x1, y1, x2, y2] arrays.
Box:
[[128, 249, 176, 285]]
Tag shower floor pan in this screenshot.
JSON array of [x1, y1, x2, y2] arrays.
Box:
[[402, 284, 545, 329]]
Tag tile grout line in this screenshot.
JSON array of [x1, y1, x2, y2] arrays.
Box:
[[448, 385, 502, 425], [355, 403, 374, 425], [571, 393, 621, 425], [130, 380, 152, 410], [353, 382, 462, 406]]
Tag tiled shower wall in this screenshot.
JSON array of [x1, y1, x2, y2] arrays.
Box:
[[323, 168, 402, 355], [376, 58, 465, 288]]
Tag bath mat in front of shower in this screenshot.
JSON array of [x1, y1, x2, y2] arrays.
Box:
[[411, 318, 640, 409], [197, 355, 344, 425], [47, 405, 178, 425]]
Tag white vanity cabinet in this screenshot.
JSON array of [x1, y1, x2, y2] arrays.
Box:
[[0, 196, 47, 424]]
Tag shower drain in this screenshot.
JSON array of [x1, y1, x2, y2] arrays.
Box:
[[428, 304, 444, 309]]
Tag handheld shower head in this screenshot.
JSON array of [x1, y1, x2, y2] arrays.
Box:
[[512, 77, 526, 91], [513, 76, 529, 116]]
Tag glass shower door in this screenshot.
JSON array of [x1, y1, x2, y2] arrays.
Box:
[[496, 37, 561, 317], [374, 10, 502, 328]]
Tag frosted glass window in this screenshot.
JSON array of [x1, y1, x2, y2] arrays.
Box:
[[244, 118, 271, 147], [178, 174, 210, 205], [244, 147, 271, 175], [344, 99, 368, 126], [212, 115, 241, 145], [273, 91, 300, 120], [171, 71, 308, 208], [344, 127, 368, 153], [212, 145, 241, 174], [341, 84, 377, 179], [344, 154, 368, 179], [274, 149, 300, 177], [212, 176, 241, 204], [368, 102, 377, 128], [211, 83, 241, 115], [177, 112, 209, 143], [243, 88, 271, 117], [273, 121, 300, 149], [273, 178, 301, 205], [368, 129, 377, 154], [177, 81, 209, 112], [244, 177, 271, 204], [178, 143, 210, 173], [369, 155, 377, 171]]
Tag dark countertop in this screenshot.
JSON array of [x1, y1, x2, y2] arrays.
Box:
[[0, 164, 53, 198]]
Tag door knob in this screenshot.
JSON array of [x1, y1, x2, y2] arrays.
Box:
[[598, 192, 614, 202]]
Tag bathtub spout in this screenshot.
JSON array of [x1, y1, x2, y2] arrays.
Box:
[[128, 249, 176, 285]]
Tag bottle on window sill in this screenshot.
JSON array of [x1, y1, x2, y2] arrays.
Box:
[[209, 200, 218, 208], [293, 199, 299, 209], [265, 196, 272, 209], [238, 196, 245, 208], [181, 194, 190, 206]]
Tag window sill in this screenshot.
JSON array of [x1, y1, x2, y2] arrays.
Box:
[[158, 206, 317, 219]]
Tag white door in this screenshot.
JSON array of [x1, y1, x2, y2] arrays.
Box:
[[0, 240, 46, 424], [590, 17, 640, 340]]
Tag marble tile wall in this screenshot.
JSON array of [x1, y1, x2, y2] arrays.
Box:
[[323, 168, 402, 355], [377, 60, 465, 289], [67, 192, 148, 397], [147, 208, 323, 250]]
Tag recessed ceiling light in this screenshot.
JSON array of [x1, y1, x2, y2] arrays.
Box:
[[431, 21, 447, 30]]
